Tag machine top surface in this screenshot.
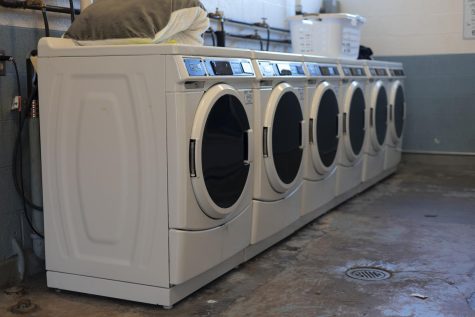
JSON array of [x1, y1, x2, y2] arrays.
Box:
[[38, 38, 253, 58]]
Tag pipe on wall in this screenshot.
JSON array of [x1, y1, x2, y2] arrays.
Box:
[[29, 100, 44, 260]]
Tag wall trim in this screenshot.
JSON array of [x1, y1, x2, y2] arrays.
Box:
[[403, 150, 475, 157]]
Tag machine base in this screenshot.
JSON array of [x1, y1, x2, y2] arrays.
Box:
[[385, 146, 402, 170], [336, 160, 364, 196], [301, 172, 337, 216], [47, 250, 245, 307], [362, 151, 385, 182], [251, 184, 303, 244], [247, 167, 397, 261], [47, 168, 397, 307]]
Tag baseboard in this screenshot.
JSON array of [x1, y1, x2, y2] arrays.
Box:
[[403, 150, 475, 156]]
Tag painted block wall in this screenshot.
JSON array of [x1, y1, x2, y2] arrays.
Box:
[[0, 4, 70, 264], [339, 0, 475, 154], [339, 0, 475, 56]]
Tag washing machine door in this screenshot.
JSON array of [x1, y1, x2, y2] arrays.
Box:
[[369, 81, 389, 151], [309, 81, 339, 175], [190, 84, 253, 219], [343, 81, 366, 162], [263, 83, 304, 193], [389, 81, 406, 145]]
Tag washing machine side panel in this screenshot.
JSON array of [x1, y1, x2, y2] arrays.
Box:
[[39, 56, 169, 287]]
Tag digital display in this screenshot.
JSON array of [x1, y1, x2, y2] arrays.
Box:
[[350, 68, 365, 76], [211, 61, 233, 76], [319, 66, 339, 76], [390, 69, 405, 76], [376, 68, 388, 76]]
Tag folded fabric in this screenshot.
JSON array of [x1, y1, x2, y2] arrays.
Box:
[[63, 0, 209, 46]]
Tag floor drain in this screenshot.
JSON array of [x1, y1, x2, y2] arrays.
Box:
[[346, 267, 391, 281]]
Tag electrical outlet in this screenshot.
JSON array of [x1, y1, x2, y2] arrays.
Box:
[[0, 50, 6, 76], [11, 96, 20, 111]]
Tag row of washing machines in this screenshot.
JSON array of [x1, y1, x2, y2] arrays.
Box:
[[38, 38, 406, 307]]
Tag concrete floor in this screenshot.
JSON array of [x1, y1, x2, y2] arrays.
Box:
[[1, 154, 475, 317]]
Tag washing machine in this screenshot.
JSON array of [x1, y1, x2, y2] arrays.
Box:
[[38, 38, 256, 307], [250, 51, 306, 245], [335, 59, 367, 197], [385, 62, 406, 170], [361, 60, 391, 182], [302, 55, 341, 216]]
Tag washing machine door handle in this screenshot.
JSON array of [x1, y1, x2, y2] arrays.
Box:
[[189, 139, 197, 177], [342, 112, 348, 134], [263, 127, 269, 158], [370, 107, 374, 127], [299, 120, 305, 149], [244, 129, 253, 165]]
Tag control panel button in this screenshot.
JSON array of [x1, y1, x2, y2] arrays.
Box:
[[259, 62, 276, 77], [184, 58, 206, 77], [277, 63, 292, 76], [307, 63, 322, 76], [242, 62, 254, 74]]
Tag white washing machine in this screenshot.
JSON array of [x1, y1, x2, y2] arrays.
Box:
[[385, 62, 407, 170], [302, 55, 341, 216], [335, 59, 367, 197], [38, 38, 256, 307], [250, 51, 306, 245], [362, 60, 391, 182]]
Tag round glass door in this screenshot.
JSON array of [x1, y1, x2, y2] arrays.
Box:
[[201, 94, 250, 209], [374, 86, 388, 146], [394, 85, 405, 139], [315, 88, 339, 168], [348, 87, 366, 156], [271, 91, 304, 185]]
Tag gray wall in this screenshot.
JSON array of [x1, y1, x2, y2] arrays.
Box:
[[379, 54, 475, 155], [0, 25, 61, 263]]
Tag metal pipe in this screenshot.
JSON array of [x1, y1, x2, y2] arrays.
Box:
[[11, 238, 25, 282], [225, 17, 290, 34], [226, 33, 291, 45], [209, 17, 290, 35], [0, 0, 81, 15], [29, 100, 45, 260]]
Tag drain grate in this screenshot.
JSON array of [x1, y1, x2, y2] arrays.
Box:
[[346, 267, 391, 281]]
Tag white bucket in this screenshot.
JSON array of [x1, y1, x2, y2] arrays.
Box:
[[288, 14, 366, 59]]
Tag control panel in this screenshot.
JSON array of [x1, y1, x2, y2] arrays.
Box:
[[306, 63, 340, 77], [390, 69, 405, 76], [369, 68, 389, 77], [183, 57, 254, 77], [341, 66, 366, 77], [257, 60, 306, 77]]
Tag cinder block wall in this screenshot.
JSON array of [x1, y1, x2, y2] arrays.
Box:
[[339, 0, 475, 154]]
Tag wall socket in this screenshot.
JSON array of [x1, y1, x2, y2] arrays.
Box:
[[0, 50, 6, 76]]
